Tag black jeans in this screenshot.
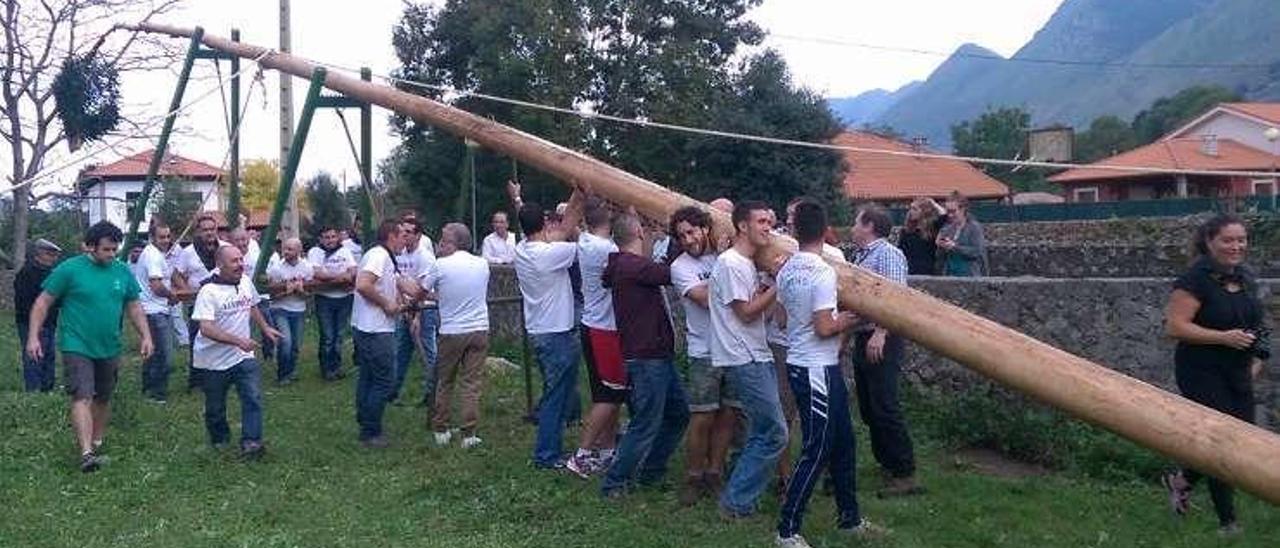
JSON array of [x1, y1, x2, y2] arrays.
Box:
[[851, 331, 916, 478], [1176, 359, 1255, 526]]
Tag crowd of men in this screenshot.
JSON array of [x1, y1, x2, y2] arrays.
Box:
[[17, 184, 944, 548]]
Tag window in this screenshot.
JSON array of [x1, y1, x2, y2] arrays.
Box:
[[1252, 179, 1276, 196], [1073, 187, 1100, 203]]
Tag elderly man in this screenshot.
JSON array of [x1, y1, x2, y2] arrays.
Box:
[[481, 211, 517, 264], [133, 223, 180, 402], [266, 238, 314, 385], [15, 239, 63, 392], [420, 223, 491, 448], [27, 222, 153, 472], [192, 245, 280, 457]]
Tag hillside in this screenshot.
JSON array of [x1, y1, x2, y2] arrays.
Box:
[[873, 0, 1280, 150], [827, 81, 919, 126]]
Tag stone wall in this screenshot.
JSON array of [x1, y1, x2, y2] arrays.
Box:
[[0, 269, 13, 311]]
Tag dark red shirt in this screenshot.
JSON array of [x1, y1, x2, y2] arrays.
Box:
[[603, 251, 674, 360]]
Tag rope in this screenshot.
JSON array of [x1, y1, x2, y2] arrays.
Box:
[[334, 109, 381, 222], [295, 55, 1280, 181]]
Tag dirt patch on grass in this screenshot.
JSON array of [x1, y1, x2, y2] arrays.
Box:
[[948, 447, 1051, 479]]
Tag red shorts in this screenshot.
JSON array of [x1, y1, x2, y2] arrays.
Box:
[[582, 326, 627, 403]]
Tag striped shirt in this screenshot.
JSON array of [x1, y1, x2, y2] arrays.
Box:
[[853, 238, 908, 332]]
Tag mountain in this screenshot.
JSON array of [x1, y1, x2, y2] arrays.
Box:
[[827, 81, 920, 126], [875, 0, 1280, 150]]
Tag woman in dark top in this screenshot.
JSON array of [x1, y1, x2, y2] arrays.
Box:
[[897, 197, 947, 275], [1162, 214, 1270, 536]]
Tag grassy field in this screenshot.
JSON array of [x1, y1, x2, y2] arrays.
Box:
[[1, 314, 1277, 547]]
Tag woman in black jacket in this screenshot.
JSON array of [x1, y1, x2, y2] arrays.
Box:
[[1161, 214, 1270, 536]]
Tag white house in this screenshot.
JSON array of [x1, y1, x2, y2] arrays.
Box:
[[78, 150, 223, 230]]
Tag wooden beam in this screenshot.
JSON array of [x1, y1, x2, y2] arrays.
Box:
[[126, 22, 1280, 506]]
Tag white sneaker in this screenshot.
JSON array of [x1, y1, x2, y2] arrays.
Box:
[[433, 430, 453, 446], [461, 436, 482, 449], [775, 534, 813, 548]]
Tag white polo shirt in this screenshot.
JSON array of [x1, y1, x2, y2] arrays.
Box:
[[191, 276, 262, 371], [420, 250, 490, 335], [482, 231, 517, 264], [351, 245, 399, 334], [513, 239, 577, 335], [708, 248, 771, 367]]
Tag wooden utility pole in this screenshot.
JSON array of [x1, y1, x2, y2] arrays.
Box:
[[125, 23, 1280, 507], [278, 0, 299, 236]]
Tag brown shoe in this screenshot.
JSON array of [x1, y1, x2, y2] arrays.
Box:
[[678, 474, 705, 507], [877, 475, 925, 498]]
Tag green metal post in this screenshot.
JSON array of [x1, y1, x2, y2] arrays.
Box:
[[121, 26, 204, 256], [227, 28, 242, 229], [359, 67, 375, 243], [254, 67, 325, 283]]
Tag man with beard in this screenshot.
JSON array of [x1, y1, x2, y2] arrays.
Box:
[[351, 219, 411, 448], [192, 244, 280, 458], [307, 226, 359, 380], [172, 214, 228, 391], [669, 206, 740, 506], [27, 222, 153, 472]]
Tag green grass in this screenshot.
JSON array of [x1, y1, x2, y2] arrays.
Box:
[[1, 316, 1277, 547]]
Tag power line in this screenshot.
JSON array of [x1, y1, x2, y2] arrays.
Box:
[[767, 33, 1274, 71], [295, 56, 1280, 180]]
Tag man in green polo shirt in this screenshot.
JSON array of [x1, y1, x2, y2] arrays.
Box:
[[26, 221, 154, 473]]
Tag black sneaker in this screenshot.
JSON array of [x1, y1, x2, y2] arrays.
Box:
[[80, 452, 100, 473], [240, 441, 266, 460], [360, 436, 390, 449]]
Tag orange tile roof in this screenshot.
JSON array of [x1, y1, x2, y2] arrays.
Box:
[[82, 149, 223, 180], [205, 210, 273, 229], [1048, 138, 1279, 183], [1220, 103, 1280, 126], [835, 132, 1009, 201]]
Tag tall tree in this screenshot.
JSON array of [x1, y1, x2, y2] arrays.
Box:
[[1131, 85, 1241, 144], [240, 159, 281, 213], [303, 172, 350, 244], [388, 0, 846, 225], [1, 0, 179, 266]]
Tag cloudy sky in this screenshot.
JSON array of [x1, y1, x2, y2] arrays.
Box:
[[15, 0, 1063, 198]]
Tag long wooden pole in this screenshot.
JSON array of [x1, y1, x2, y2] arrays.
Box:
[[127, 23, 1280, 506]]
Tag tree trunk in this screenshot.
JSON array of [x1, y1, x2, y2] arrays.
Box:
[[127, 22, 1280, 507]]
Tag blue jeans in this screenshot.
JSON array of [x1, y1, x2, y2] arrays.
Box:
[[141, 313, 174, 399], [271, 309, 306, 382], [17, 321, 56, 392], [778, 364, 861, 537], [601, 358, 689, 495], [720, 360, 788, 516], [353, 329, 396, 440], [529, 329, 581, 467], [201, 359, 264, 446], [314, 295, 352, 378], [392, 308, 439, 402]]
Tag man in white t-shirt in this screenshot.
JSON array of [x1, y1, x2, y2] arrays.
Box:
[[419, 223, 490, 449], [192, 245, 280, 458], [774, 200, 884, 546], [232, 227, 275, 362], [133, 223, 179, 402], [351, 219, 412, 448], [266, 237, 314, 385], [481, 211, 517, 264], [709, 200, 787, 520], [164, 239, 190, 347], [664, 206, 735, 506], [508, 179, 585, 469], [307, 226, 358, 381], [390, 215, 440, 407], [172, 213, 229, 391], [565, 198, 625, 479]]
